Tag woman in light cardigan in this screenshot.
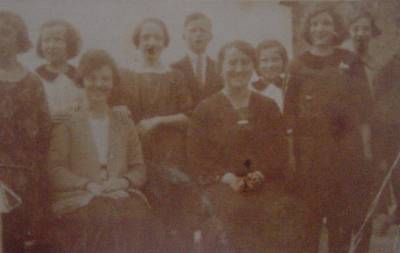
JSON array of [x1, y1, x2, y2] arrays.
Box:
[[47, 49, 163, 253]]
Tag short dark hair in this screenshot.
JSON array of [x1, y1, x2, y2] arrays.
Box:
[[217, 40, 256, 75], [184, 12, 212, 29], [132, 18, 170, 48], [302, 5, 347, 46], [347, 10, 382, 38], [0, 10, 32, 54], [36, 19, 82, 60], [255, 40, 288, 70], [77, 49, 120, 88]]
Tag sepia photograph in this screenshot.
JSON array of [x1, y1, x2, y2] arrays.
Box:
[[1, 0, 400, 252]]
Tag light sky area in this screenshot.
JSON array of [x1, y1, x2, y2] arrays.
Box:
[[1, 0, 293, 70]]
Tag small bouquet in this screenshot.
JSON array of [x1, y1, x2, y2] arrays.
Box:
[[0, 180, 22, 213]]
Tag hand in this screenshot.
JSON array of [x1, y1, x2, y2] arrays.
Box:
[[245, 171, 264, 190], [363, 144, 373, 162], [112, 106, 131, 124], [86, 182, 104, 195], [221, 173, 246, 192], [137, 117, 161, 136], [103, 177, 130, 193]]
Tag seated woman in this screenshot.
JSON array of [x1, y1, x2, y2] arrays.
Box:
[[252, 40, 289, 113], [47, 49, 163, 253], [187, 40, 308, 253], [35, 19, 84, 123]]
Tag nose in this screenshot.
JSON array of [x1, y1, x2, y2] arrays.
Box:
[[148, 37, 157, 46], [47, 39, 57, 48], [266, 60, 276, 69], [234, 63, 245, 73], [315, 23, 324, 32]]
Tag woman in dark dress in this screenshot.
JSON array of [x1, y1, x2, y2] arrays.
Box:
[[284, 5, 373, 253], [187, 40, 308, 253], [0, 11, 52, 253], [115, 18, 199, 252]]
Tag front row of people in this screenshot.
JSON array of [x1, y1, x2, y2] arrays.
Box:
[[0, 5, 395, 253]]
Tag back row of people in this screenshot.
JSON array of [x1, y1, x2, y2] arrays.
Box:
[[0, 4, 398, 253]]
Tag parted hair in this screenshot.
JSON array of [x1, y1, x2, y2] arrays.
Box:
[[302, 5, 348, 46], [132, 17, 170, 48], [217, 40, 257, 75], [36, 19, 82, 59], [77, 49, 120, 88], [184, 12, 212, 28], [0, 10, 32, 54]]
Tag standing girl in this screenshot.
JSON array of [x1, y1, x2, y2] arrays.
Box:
[[0, 10, 51, 253], [115, 18, 196, 252], [284, 5, 373, 253], [35, 20, 84, 123], [252, 40, 289, 113]]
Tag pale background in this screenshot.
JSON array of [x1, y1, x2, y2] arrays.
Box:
[[1, 0, 293, 70]]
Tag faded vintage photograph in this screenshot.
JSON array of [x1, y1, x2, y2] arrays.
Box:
[[0, 0, 400, 252]]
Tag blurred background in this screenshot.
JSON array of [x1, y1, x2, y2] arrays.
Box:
[[1, 0, 292, 70]]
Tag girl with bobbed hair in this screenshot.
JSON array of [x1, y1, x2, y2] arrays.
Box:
[[112, 17, 197, 252], [284, 4, 373, 252], [35, 19, 85, 123], [48, 49, 164, 253], [0, 10, 51, 253], [252, 39, 289, 113]]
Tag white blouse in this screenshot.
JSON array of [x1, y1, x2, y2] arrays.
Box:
[[36, 65, 84, 118], [41, 74, 84, 117], [89, 116, 110, 165], [252, 83, 284, 113]]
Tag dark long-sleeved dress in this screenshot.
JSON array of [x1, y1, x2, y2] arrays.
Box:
[[115, 68, 197, 252], [187, 91, 308, 252], [0, 72, 51, 252], [284, 48, 373, 251]]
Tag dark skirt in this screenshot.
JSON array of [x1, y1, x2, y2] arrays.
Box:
[[51, 195, 164, 253], [203, 182, 309, 253]]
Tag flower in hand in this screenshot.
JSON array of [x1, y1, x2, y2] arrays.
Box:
[[245, 171, 265, 190]]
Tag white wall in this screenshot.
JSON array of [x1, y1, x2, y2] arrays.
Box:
[[1, 0, 293, 70]]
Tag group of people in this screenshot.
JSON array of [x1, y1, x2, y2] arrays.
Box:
[[0, 3, 400, 253]]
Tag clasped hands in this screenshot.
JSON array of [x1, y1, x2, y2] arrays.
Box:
[[85, 177, 130, 197], [221, 171, 265, 192]]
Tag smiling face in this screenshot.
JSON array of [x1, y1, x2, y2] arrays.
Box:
[[349, 17, 372, 54], [138, 22, 166, 63], [40, 24, 68, 65], [222, 47, 254, 91], [309, 12, 336, 47], [0, 19, 19, 57], [258, 47, 285, 81], [84, 65, 113, 105], [183, 18, 212, 55]]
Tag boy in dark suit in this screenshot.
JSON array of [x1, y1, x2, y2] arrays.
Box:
[[171, 12, 222, 110]]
